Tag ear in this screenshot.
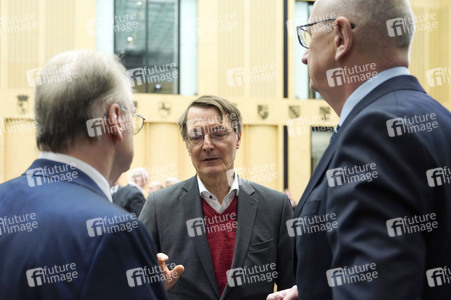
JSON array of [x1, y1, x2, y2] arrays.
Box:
[[333, 17, 354, 61], [106, 103, 124, 142], [235, 132, 241, 149]]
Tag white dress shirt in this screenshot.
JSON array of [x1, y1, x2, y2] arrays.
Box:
[[39, 152, 113, 202], [197, 171, 240, 214], [339, 67, 411, 126]]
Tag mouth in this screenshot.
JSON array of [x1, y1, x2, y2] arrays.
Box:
[[203, 157, 219, 162]]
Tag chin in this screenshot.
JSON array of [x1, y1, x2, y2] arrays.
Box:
[[199, 165, 224, 177]]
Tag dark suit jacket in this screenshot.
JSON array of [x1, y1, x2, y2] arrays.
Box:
[[0, 159, 167, 300], [140, 175, 294, 300], [293, 75, 451, 299], [113, 184, 146, 216]]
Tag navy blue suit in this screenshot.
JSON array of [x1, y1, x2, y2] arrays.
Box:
[[0, 159, 167, 300], [293, 76, 451, 299]]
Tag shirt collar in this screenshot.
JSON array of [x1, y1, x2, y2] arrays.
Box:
[[339, 67, 410, 126], [197, 171, 240, 214], [39, 152, 113, 202]]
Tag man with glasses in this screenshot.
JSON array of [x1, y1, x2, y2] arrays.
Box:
[[140, 95, 294, 300], [268, 0, 451, 299], [0, 49, 173, 299]]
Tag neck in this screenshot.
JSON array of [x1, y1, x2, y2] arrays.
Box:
[[199, 173, 232, 205], [60, 141, 116, 186], [326, 56, 408, 117]]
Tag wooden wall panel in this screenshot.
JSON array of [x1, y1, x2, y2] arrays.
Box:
[[45, 0, 75, 60], [199, 0, 284, 98], [3, 119, 38, 180], [6, 0, 39, 89]]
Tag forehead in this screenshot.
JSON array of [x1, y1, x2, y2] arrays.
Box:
[[186, 106, 227, 128]]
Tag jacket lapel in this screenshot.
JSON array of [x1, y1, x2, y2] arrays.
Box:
[[181, 176, 221, 298], [295, 75, 425, 217], [221, 177, 258, 299]]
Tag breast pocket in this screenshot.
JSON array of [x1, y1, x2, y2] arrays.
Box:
[[246, 239, 276, 271], [248, 239, 274, 253]]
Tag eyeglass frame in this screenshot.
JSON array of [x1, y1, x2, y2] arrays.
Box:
[[104, 103, 146, 135], [296, 18, 356, 49], [184, 128, 236, 146]]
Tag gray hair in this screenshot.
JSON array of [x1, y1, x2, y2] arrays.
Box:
[[34, 49, 131, 152], [178, 95, 243, 139]]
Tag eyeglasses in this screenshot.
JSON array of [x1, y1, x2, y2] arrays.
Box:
[[185, 128, 234, 146], [297, 18, 336, 49], [104, 104, 145, 135], [119, 104, 145, 135], [296, 18, 355, 49]]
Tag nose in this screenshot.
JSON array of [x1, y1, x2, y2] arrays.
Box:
[[302, 49, 309, 65], [202, 134, 214, 151]]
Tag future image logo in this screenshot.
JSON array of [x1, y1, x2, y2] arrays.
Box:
[[86, 114, 133, 138], [86, 214, 139, 237], [126, 263, 178, 287], [386, 114, 439, 138], [426, 67, 451, 87], [386, 213, 438, 237], [26, 263, 78, 288], [286, 213, 338, 237], [426, 167, 451, 187], [326, 64, 377, 88], [25, 164, 78, 188], [426, 267, 451, 287], [326, 163, 378, 188], [326, 263, 378, 287], [226, 63, 277, 87], [226, 263, 277, 287]]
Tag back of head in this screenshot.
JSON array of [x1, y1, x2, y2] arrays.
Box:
[[35, 49, 131, 152], [320, 0, 415, 53]]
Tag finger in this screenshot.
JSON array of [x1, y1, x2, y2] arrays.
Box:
[[157, 253, 169, 272], [157, 253, 168, 263], [266, 293, 277, 300], [266, 290, 287, 300], [171, 265, 185, 277], [283, 285, 298, 300], [165, 265, 185, 290]]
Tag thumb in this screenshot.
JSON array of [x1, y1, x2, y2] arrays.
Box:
[[171, 265, 185, 278]]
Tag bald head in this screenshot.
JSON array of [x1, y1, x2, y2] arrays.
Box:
[[313, 0, 415, 52]]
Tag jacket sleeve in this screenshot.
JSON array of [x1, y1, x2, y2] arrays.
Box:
[[80, 222, 168, 300], [275, 194, 295, 290], [139, 192, 161, 252], [127, 188, 146, 216]]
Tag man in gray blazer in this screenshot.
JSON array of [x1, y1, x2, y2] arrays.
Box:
[[140, 95, 294, 300]]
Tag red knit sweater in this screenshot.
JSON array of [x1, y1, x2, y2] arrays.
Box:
[[202, 196, 238, 295]]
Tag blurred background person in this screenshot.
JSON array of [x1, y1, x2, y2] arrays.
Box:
[[113, 167, 148, 215], [165, 176, 180, 187], [148, 181, 163, 193], [130, 167, 149, 191]]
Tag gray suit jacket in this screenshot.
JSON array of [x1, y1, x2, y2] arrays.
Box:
[[140, 175, 294, 300]]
